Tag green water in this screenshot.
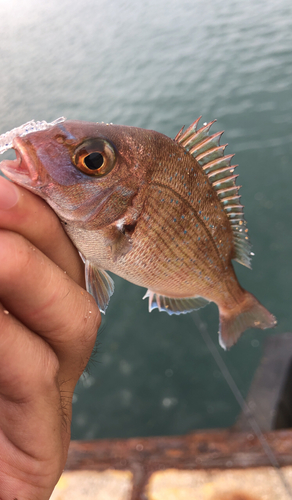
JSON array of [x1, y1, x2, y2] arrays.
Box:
[[0, 0, 292, 439]]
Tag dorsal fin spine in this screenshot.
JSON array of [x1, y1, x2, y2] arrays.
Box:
[[189, 131, 223, 155], [212, 174, 238, 188], [197, 144, 227, 165], [174, 125, 185, 142], [226, 202, 244, 208], [228, 213, 245, 219], [181, 122, 216, 149], [221, 195, 241, 204], [218, 190, 240, 201], [175, 117, 252, 268], [177, 116, 202, 143], [217, 185, 241, 196], [207, 165, 238, 180], [202, 154, 235, 173]]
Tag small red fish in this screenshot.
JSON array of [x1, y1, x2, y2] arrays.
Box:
[[0, 117, 276, 348]]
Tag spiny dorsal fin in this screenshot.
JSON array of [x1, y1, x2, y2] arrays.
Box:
[[175, 117, 252, 269]]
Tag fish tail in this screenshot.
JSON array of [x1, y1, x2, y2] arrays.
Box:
[[219, 291, 276, 350]]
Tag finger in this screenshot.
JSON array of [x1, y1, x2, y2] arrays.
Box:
[[0, 176, 85, 287], [0, 301, 60, 411], [0, 302, 69, 488], [0, 230, 101, 385]]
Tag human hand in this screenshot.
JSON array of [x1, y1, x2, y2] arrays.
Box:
[[0, 176, 101, 499]]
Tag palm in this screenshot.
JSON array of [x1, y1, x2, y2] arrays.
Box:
[[0, 179, 100, 500]]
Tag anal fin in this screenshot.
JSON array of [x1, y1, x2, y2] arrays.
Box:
[[143, 290, 209, 315], [85, 260, 115, 313]]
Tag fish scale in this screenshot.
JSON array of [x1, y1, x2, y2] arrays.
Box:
[[0, 117, 276, 348], [144, 184, 224, 282]]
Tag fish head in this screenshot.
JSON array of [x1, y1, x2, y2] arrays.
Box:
[[0, 120, 148, 228]]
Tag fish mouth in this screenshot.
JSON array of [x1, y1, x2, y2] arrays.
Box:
[[0, 137, 40, 187]]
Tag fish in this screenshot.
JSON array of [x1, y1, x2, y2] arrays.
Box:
[[0, 116, 276, 349]]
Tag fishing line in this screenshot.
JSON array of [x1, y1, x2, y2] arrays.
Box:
[[192, 311, 292, 499]]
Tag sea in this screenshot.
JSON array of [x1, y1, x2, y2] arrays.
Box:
[[0, 0, 291, 440]]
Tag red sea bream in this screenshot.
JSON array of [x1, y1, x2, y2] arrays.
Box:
[[0, 117, 276, 348]]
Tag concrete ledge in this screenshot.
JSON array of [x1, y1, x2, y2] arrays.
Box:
[[50, 429, 292, 499], [51, 470, 133, 500], [147, 467, 292, 500], [51, 466, 292, 500]]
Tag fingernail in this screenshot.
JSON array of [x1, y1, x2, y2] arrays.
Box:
[[0, 176, 20, 210]]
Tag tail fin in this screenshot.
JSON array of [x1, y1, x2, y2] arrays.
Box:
[[219, 291, 277, 350]]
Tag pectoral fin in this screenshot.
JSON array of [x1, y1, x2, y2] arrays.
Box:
[[85, 260, 115, 313], [103, 225, 133, 262], [143, 290, 209, 315]]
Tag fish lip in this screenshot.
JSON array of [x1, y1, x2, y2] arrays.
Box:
[[0, 137, 40, 186]]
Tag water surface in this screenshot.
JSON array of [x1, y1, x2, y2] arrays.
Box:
[[0, 0, 291, 439]]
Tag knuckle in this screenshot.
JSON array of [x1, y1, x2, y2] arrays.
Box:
[[77, 294, 101, 346], [28, 348, 61, 394], [0, 304, 9, 330], [0, 230, 36, 283]]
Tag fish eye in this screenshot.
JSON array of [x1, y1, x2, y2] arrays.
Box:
[[84, 152, 104, 170], [73, 138, 116, 177]]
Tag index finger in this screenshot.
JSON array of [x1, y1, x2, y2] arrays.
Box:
[[0, 176, 85, 287], [0, 229, 101, 385]]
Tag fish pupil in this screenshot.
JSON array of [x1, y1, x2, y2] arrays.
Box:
[[84, 152, 104, 170]]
